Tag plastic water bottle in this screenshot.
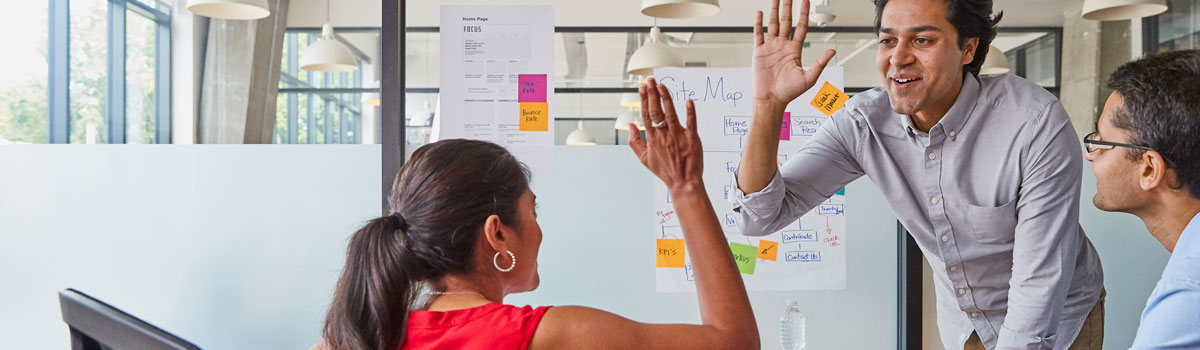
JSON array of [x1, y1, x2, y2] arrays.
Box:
[[779, 300, 806, 350]]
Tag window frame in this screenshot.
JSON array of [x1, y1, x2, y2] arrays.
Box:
[[45, 0, 171, 144]]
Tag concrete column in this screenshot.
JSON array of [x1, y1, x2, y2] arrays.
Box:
[[198, 0, 290, 144], [1060, 3, 1132, 140]]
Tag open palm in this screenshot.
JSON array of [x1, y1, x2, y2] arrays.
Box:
[[753, 0, 836, 104]]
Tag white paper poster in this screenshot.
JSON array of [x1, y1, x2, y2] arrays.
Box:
[[652, 67, 848, 292], [437, 6, 555, 176]]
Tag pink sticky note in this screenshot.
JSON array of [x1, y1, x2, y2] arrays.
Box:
[[780, 112, 791, 140], [518, 74, 547, 103]]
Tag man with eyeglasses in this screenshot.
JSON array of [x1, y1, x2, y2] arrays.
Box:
[[1084, 49, 1200, 349], [732, 0, 1104, 348]]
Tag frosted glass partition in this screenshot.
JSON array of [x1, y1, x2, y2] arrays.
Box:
[[0, 146, 381, 349], [509, 147, 899, 350]]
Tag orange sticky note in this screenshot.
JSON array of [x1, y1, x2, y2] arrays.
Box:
[[810, 81, 848, 116], [518, 102, 548, 131], [758, 240, 779, 261], [656, 239, 686, 268]]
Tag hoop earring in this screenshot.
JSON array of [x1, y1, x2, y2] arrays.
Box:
[[493, 250, 515, 272]]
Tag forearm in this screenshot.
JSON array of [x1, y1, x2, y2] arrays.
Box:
[[737, 100, 788, 194], [671, 184, 756, 334]]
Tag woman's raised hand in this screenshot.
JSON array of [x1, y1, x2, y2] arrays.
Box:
[[628, 78, 704, 193]]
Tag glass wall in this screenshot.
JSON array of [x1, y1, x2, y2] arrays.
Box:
[[402, 28, 1060, 155], [273, 30, 378, 144]]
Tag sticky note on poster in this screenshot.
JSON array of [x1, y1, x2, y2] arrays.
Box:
[[810, 81, 848, 116], [780, 112, 792, 140], [519, 102, 548, 131], [518, 74, 547, 103], [758, 240, 779, 261], [730, 243, 758, 274], [656, 239, 685, 268]]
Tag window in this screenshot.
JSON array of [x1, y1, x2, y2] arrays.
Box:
[[1145, 0, 1200, 53], [274, 29, 379, 144], [0, 0, 170, 144], [0, 1, 49, 144]]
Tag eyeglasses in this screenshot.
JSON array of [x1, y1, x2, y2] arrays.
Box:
[[1083, 131, 1176, 168]]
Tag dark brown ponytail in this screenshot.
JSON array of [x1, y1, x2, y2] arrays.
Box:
[[322, 139, 530, 350]]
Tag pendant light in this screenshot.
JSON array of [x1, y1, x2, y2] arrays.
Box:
[[1082, 0, 1167, 21], [614, 107, 646, 131], [979, 45, 1010, 76], [626, 26, 683, 77], [566, 120, 597, 146], [300, 0, 357, 72], [640, 0, 720, 19], [619, 93, 640, 108], [187, 0, 270, 20]]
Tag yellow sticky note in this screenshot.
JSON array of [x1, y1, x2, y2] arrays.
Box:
[[810, 81, 848, 116], [656, 239, 685, 268], [758, 240, 779, 261], [518, 102, 549, 131]]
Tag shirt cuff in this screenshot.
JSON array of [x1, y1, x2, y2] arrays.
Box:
[[995, 324, 1056, 350], [729, 167, 786, 221]]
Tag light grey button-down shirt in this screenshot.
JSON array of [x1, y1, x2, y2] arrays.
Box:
[[731, 74, 1103, 350]]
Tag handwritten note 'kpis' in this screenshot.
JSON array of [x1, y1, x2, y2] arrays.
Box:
[[810, 81, 848, 117]]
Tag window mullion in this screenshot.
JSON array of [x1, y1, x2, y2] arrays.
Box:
[[48, 0, 70, 143], [156, 2, 171, 143], [108, 0, 127, 144]]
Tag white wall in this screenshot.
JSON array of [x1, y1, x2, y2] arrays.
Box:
[[0, 145, 380, 349]]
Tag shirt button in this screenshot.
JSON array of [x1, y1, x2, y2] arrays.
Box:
[[941, 235, 949, 242], [928, 152, 936, 160], [931, 197, 941, 205], [970, 312, 980, 318], [949, 265, 958, 271], [949, 130, 957, 137], [958, 288, 967, 295]]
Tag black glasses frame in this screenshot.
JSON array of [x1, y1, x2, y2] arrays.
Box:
[[1083, 131, 1176, 168]]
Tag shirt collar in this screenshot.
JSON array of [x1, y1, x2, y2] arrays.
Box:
[[897, 73, 981, 138], [1177, 211, 1200, 256]]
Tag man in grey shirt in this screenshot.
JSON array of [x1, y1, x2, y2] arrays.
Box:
[[735, 0, 1104, 348]]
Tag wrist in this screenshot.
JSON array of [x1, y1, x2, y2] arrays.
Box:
[[668, 182, 707, 198], [754, 99, 789, 116]]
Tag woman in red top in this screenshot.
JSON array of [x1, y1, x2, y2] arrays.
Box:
[[317, 71, 805, 349]]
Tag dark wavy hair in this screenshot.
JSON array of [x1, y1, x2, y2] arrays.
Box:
[[321, 139, 531, 350], [1107, 49, 1200, 199], [873, 0, 1004, 75]]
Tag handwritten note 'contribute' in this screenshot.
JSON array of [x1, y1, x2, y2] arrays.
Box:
[[656, 239, 686, 268], [757, 240, 779, 261], [810, 81, 848, 116], [519, 102, 548, 131], [730, 242, 758, 274]]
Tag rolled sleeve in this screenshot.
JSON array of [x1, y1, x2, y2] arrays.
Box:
[[995, 102, 1085, 350], [729, 108, 864, 237]]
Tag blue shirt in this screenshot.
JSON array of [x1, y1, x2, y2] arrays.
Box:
[[1131, 212, 1200, 349], [731, 73, 1104, 349]]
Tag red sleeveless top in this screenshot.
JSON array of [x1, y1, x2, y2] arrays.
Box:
[[400, 303, 552, 350]]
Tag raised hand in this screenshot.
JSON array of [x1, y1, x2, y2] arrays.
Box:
[[753, 0, 837, 105], [628, 78, 704, 193]]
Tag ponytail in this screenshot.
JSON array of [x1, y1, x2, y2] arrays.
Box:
[[322, 215, 421, 350], [321, 139, 532, 350]]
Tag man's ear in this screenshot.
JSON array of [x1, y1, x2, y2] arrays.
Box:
[[481, 214, 507, 253], [1140, 151, 1171, 191], [962, 37, 980, 66]]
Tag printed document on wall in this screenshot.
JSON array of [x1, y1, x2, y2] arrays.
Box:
[[437, 6, 554, 176], [651, 67, 848, 292]]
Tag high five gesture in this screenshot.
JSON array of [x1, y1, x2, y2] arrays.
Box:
[[753, 0, 837, 106]]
